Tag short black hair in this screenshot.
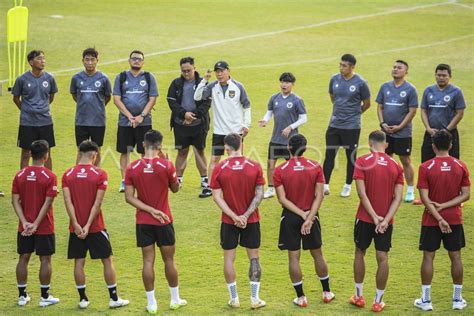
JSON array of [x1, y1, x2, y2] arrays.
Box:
[[279, 72, 296, 83], [395, 59, 409, 69], [224, 133, 241, 151], [129, 50, 144, 59], [436, 63, 451, 76], [180, 56, 194, 65], [369, 130, 386, 143], [288, 134, 307, 156], [432, 130, 452, 151], [78, 140, 99, 153], [341, 53, 356, 65], [144, 130, 163, 149], [30, 140, 49, 160], [82, 47, 98, 59], [27, 50, 44, 62]]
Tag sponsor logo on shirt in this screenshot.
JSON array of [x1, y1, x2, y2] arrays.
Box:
[[286, 102, 293, 109], [440, 161, 451, 172], [293, 161, 304, 171], [77, 168, 88, 178], [229, 90, 236, 98], [95, 81, 102, 87], [377, 156, 388, 166], [231, 160, 243, 170], [400, 91, 407, 97], [144, 163, 154, 173], [27, 171, 36, 181], [139, 80, 147, 87], [42, 81, 49, 88], [349, 85, 356, 92]]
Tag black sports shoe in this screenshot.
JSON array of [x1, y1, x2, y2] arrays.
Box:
[[199, 188, 212, 198]]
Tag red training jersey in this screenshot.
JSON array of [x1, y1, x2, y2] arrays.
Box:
[[273, 157, 324, 211], [12, 166, 58, 235], [62, 164, 108, 233], [210, 156, 265, 224], [417, 156, 470, 226], [353, 152, 404, 224], [124, 158, 178, 226]]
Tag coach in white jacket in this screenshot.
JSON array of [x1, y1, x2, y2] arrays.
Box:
[[194, 61, 251, 198]]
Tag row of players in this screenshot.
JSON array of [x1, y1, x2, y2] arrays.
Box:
[[11, 129, 470, 312], [11, 49, 467, 202]]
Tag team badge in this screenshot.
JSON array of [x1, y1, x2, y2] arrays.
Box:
[[229, 90, 236, 98], [42, 81, 49, 88], [275, 102, 278, 106], [95, 80, 101, 87], [429, 95, 433, 99], [400, 91, 407, 97], [80, 81, 83, 85], [140, 80, 147, 87], [349, 85, 356, 92], [443, 95, 451, 102], [386, 91, 390, 95], [335, 84, 339, 88], [286, 102, 293, 109], [125, 81, 128, 85], [27, 83, 31, 87]]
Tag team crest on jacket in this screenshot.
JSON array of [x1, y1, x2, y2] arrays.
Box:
[[229, 90, 236, 98], [286, 102, 293, 109], [95, 81, 102, 87], [42, 81, 49, 88], [140, 80, 147, 87]]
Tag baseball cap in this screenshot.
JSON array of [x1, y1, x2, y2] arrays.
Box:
[[214, 61, 229, 71]]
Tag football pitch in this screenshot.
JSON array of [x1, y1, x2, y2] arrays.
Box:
[[0, 0, 473, 314]]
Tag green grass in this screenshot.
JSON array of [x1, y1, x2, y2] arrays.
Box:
[[0, 0, 473, 314]]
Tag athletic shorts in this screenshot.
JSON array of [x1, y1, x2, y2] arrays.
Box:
[[325, 127, 360, 151], [116, 125, 152, 154], [17, 233, 55, 256], [173, 124, 207, 150], [68, 231, 113, 259], [385, 135, 412, 156], [75, 126, 106, 147], [419, 225, 465, 252], [268, 142, 290, 160], [278, 209, 322, 251], [18, 125, 55, 149], [136, 224, 175, 248], [220, 222, 260, 250], [212, 133, 244, 156], [354, 219, 393, 252], [421, 129, 459, 163]]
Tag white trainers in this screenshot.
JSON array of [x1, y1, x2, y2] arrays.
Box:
[[340, 185, 351, 197], [263, 187, 275, 199], [146, 304, 157, 314], [228, 298, 240, 308], [453, 298, 467, 310], [414, 298, 433, 311], [79, 299, 90, 309], [322, 291, 335, 303], [39, 295, 60, 307], [18, 294, 31, 306], [170, 298, 187, 310], [251, 298, 266, 309], [293, 296, 308, 307], [109, 297, 129, 308]]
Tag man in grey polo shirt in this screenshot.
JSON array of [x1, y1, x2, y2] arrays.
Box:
[[420, 64, 466, 163], [70, 48, 112, 166], [322, 54, 371, 197], [377, 60, 418, 202], [12, 50, 58, 170], [113, 50, 158, 192]]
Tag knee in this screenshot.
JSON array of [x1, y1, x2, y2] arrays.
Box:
[[39, 256, 51, 265], [376, 252, 388, 264], [19, 253, 31, 264]]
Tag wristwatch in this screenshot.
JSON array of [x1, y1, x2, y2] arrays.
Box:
[[140, 112, 147, 118]]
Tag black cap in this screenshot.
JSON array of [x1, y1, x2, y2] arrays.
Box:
[[214, 61, 229, 71]]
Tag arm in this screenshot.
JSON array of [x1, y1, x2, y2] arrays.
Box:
[[12, 194, 30, 232], [134, 96, 157, 125], [355, 179, 383, 224], [169, 180, 179, 193], [62, 187, 84, 237], [421, 108, 436, 135], [13, 96, 22, 110], [419, 188, 452, 233], [49, 94, 55, 104], [195, 98, 211, 119], [124, 185, 169, 223], [282, 114, 308, 138], [113, 96, 134, 122], [329, 93, 334, 103], [393, 107, 417, 130], [432, 186, 470, 212], [27, 197, 54, 235], [377, 103, 391, 133], [71, 94, 77, 102], [258, 110, 273, 127], [82, 189, 106, 237], [212, 188, 242, 224], [361, 98, 371, 113], [167, 81, 187, 120], [376, 184, 403, 233], [301, 182, 325, 235], [243, 185, 264, 219], [275, 185, 307, 219], [446, 109, 464, 131], [104, 95, 111, 105]]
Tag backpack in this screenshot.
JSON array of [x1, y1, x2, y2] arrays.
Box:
[[119, 71, 151, 95]]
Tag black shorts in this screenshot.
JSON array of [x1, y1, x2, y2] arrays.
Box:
[[325, 127, 360, 151], [268, 142, 290, 160], [421, 129, 459, 163], [419, 225, 465, 252], [136, 224, 175, 248], [18, 125, 55, 149], [354, 219, 393, 252], [75, 126, 106, 147], [68, 231, 113, 259], [220, 222, 260, 250], [116, 125, 152, 154], [174, 124, 207, 150], [278, 209, 322, 251], [17, 233, 55, 256], [385, 135, 412, 156]]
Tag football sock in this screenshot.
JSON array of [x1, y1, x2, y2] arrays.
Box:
[[422, 285, 431, 302], [107, 283, 118, 301], [76, 285, 88, 301], [375, 288, 384, 303], [40, 284, 50, 299], [146, 289, 157, 308], [355, 283, 363, 298], [18, 284, 27, 298], [292, 281, 305, 298], [250, 281, 260, 300], [319, 275, 330, 292], [227, 282, 238, 300], [169, 286, 180, 304], [453, 284, 462, 301]]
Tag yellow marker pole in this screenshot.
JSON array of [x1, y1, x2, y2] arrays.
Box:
[[7, 0, 28, 91]]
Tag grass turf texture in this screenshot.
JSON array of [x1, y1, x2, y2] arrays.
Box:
[[0, 0, 473, 314]]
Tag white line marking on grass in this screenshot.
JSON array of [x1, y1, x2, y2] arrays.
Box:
[[0, 1, 454, 83], [453, 2, 474, 10]]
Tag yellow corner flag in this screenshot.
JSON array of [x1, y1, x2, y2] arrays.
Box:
[[7, 0, 28, 91]]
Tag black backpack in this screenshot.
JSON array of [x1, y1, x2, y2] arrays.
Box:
[[119, 71, 151, 95]]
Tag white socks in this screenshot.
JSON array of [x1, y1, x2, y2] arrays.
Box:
[[227, 282, 238, 300], [453, 284, 462, 301], [355, 283, 363, 298], [169, 286, 180, 304], [407, 185, 415, 194], [422, 285, 431, 302], [146, 290, 157, 308], [375, 288, 384, 303], [250, 282, 260, 301]]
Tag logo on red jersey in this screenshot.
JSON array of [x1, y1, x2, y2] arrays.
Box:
[[377, 156, 388, 166], [293, 161, 304, 171], [27, 171, 36, 181], [231, 160, 243, 170], [77, 168, 88, 178], [144, 163, 154, 173], [441, 161, 451, 172]]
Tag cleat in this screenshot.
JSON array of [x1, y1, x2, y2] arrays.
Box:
[[18, 294, 31, 306], [263, 187, 275, 199], [324, 189, 330, 196], [323, 291, 335, 303], [405, 191, 415, 203], [170, 298, 187, 310], [452, 298, 467, 310], [228, 298, 240, 308], [39, 295, 60, 307], [109, 297, 129, 309], [372, 301, 385, 312], [146, 305, 157, 314], [250, 298, 266, 309], [340, 186, 351, 197], [293, 296, 308, 307], [412, 199, 423, 205], [79, 299, 90, 309], [349, 294, 365, 308], [119, 180, 125, 193], [199, 188, 212, 198], [414, 298, 433, 311]]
